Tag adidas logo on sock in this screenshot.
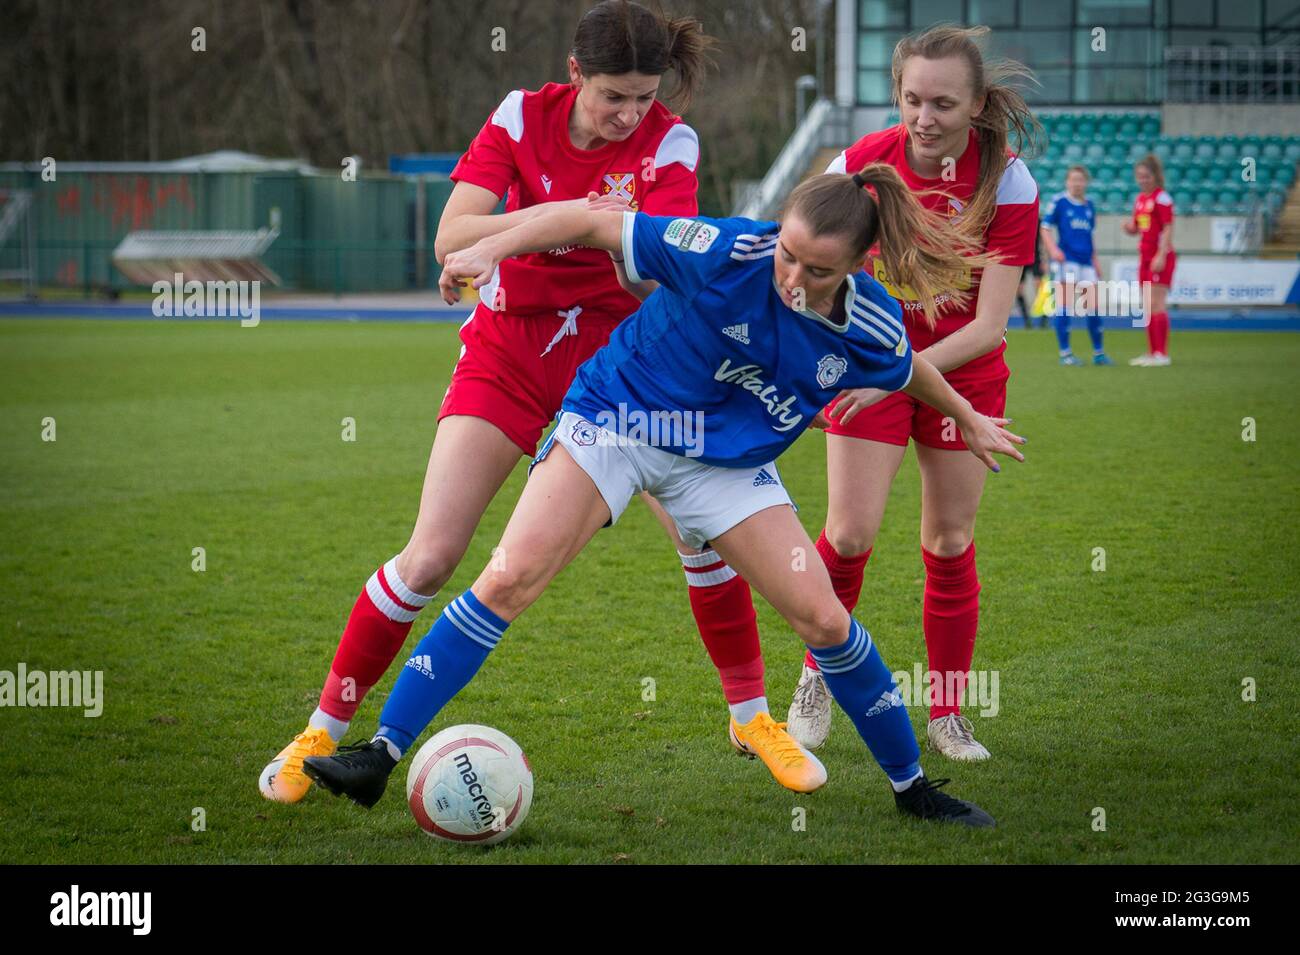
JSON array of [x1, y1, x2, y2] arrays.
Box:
[[752, 467, 777, 487], [865, 689, 903, 718], [404, 654, 436, 680], [722, 323, 750, 345]]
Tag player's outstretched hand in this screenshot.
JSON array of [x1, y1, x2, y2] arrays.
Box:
[[959, 414, 1026, 473], [585, 190, 631, 212], [440, 242, 500, 304], [829, 387, 889, 425]]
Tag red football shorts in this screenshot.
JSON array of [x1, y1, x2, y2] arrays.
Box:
[[438, 302, 623, 454], [825, 357, 1010, 451], [1139, 251, 1177, 287]]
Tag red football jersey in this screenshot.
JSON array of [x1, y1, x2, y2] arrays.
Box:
[[450, 82, 700, 318], [1132, 189, 1175, 256], [827, 124, 1038, 367]]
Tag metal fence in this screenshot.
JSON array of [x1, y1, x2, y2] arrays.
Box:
[[1166, 47, 1300, 104]]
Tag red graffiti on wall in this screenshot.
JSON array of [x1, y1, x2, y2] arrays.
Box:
[[90, 175, 197, 230], [56, 185, 81, 217]]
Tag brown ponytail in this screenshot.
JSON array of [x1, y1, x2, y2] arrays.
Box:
[[890, 24, 1042, 243], [571, 1, 717, 113], [782, 163, 999, 327]]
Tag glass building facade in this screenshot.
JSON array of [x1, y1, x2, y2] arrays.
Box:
[[856, 0, 1300, 105]]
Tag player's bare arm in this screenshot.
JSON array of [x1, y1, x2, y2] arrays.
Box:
[[914, 263, 1024, 374]]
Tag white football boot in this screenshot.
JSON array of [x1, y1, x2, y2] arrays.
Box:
[[927, 713, 991, 762], [786, 663, 833, 750]]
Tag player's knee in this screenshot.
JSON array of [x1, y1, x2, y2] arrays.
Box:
[[396, 542, 463, 595], [922, 529, 972, 558], [473, 562, 543, 620], [824, 522, 876, 558], [793, 603, 851, 650]]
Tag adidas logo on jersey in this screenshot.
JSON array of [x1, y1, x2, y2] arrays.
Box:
[[404, 654, 436, 680], [752, 468, 778, 488], [865, 688, 903, 718], [722, 323, 750, 345]]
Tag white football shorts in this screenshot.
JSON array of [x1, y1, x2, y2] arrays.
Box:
[[531, 411, 794, 550]]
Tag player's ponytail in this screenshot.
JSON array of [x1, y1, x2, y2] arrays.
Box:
[[783, 164, 997, 327], [571, 1, 717, 113]]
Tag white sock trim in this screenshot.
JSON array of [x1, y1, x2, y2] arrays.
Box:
[[309, 708, 349, 743], [372, 735, 403, 761], [890, 767, 925, 793], [729, 696, 769, 725], [383, 557, 436, 605]]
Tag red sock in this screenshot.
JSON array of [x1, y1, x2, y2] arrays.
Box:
[[680, 550, 764, 704], [922, 542, 980, 720], [803, 529, 872, 672], [1149, 310, 1170, 355], [318, 557, 434, 722]]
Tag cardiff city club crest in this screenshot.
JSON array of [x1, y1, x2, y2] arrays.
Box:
[[816, 354, 848, 389], [947, 197, 965, 221], [571, 419, 599, 446], [602, 173, 637, 207]]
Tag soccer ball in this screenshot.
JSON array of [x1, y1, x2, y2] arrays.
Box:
[[406, 724, 533, 845]]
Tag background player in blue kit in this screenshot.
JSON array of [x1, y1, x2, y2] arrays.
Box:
[[1041, 165, 1110, 366], [303, 163, 1027, 828]]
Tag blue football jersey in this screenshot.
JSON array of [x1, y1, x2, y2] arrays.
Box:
[[561, 212, 914, 468], [1042, 192, 1095, 265]]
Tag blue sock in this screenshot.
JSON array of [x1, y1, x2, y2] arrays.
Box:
[[808, 619, 921, 786], [1053, 308, 1072, 353], [1086, 313, 1104, 353], [375, 590, 507, 756]]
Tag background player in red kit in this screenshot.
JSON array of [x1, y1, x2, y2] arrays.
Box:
[[260, 1, 824, 802], [1125, 154, 1176, 366], [785, 25, 1039, 761]]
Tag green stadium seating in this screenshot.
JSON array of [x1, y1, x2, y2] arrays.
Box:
[[996, 110, 1295, 214]]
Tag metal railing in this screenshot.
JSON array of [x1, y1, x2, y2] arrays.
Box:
[[1165, 46, 1300, 103], [732, 98, 852, 220]]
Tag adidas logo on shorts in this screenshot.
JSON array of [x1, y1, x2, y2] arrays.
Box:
[[722, 323, 751, 345], [865, 689, 903, 718], [752, 468, 778, 487], [404, 654, 436, 680]]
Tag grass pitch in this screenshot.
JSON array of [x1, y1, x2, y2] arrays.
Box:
[[1, 317, 1296, 864]]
